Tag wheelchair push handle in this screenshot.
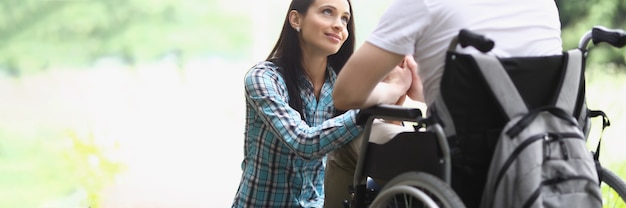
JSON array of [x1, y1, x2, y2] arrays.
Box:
[[458, 29, 495, 53], [592, 26, 626, 48], [579, 26, 626, 50]]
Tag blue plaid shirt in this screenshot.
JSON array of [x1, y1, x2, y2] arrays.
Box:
[[232, 61, 362, 208]]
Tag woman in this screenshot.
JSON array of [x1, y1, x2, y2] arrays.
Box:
[[231, 0, 414, 207]]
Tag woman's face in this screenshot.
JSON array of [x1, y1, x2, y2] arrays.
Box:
[[298, 0, 351, 56]]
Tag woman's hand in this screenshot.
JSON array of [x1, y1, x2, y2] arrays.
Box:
[[382, 56, 414, 98]]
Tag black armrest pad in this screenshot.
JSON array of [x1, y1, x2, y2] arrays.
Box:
[[356, 104, 423, 125]]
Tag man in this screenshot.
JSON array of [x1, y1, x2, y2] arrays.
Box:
[[329, 0, 562, 207]]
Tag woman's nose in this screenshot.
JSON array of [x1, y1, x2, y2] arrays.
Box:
[[332, 18, 345, 31]]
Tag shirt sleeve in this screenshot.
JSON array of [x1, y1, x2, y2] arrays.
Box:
[[244, 64, 362, 160], [367, 0, 431, 55]]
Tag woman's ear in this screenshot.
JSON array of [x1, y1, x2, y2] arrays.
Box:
[[289, 10, 301, 32]]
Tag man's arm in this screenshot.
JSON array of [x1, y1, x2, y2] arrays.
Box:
[[333, 42, 413, 110]]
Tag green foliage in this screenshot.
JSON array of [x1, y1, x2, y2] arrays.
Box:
[[557, 0, 626, 68], [556, 0, 594, 27], [0, 128, 74, 208], [63, 130, 125, 208], [585, 64, 626, 207], [0, 0, 253, 75], [0, 127, 124, 208], [1, 0, 624, 75]]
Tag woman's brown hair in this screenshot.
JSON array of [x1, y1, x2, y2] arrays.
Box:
[[267, 0, 355, 119]]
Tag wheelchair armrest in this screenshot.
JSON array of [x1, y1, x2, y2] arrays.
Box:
[[356, 104, 423, 125]]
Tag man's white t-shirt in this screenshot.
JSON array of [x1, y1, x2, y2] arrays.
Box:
[[367, 0, 563, 105]]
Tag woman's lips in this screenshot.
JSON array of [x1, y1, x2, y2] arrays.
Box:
[[326, 33, 341, 43]]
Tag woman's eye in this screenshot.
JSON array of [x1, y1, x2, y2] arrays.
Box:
[[341, 16, 349, 24], [322, 9, 332, 15]]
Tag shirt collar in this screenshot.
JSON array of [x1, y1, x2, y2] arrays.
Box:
[[298, 64, 336, 89]]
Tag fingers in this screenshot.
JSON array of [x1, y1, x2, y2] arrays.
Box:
[[401, 55, 424, 102], [406, 57, 424, 102], [407, 70, 424, 102], [395, 94, 407, 106], [404, 55, 417, 72], [380, 55, 421, 104], [399, 56, 408, 67]]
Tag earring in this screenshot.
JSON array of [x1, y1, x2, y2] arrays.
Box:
[[296, 27, 300, 32]]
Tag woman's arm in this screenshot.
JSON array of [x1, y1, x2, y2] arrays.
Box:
[[245, 64, 362, 160]]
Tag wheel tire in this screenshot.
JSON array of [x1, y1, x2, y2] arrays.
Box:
[[371, 171, 466, 208], [600, 166, 626, 206]]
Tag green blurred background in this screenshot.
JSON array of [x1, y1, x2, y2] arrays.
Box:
[[0, 0, 625, 207]]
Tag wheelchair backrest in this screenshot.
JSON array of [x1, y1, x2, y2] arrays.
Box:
[[431, 49, 590, 151]]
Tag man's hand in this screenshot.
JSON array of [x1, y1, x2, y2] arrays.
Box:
[[404, 56, 424, 102]]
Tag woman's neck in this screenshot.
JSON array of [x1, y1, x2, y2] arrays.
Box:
[[301, 55, 328, 99], [302, 54, 327, 82]]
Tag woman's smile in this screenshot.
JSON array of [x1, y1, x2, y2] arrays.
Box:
[[325, 32, 342, 43]]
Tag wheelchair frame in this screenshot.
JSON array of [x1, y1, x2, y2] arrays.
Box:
[[345, 26, 626, 208]]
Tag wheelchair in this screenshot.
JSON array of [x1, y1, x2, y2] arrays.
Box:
[[344, 26, 626, 208]]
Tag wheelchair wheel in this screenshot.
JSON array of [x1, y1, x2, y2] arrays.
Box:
[[600, 166, 626, 207], [369, 171, 465, 208]]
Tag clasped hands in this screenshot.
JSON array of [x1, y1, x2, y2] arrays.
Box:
[[382, 55, 424, 105], [380, 55, 424, 125]]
